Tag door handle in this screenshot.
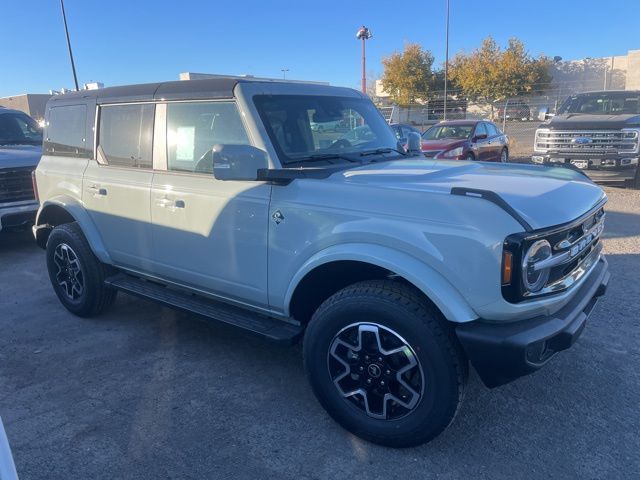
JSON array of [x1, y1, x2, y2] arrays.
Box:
[[87, 185, 107, 196], [155, 197, 185, 210], [155, 198, 173, 208]]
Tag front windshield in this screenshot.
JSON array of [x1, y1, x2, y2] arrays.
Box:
[[0, 111, 43, 146], [422, 124, 473, 140], [558, 92, 640, 115], [253, 95, 398, 164]]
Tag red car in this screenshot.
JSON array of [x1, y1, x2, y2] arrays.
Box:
[[421, 120, 509, 162]]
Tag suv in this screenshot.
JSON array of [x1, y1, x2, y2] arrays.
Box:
[[33, 78, 609, 447], [533, 90, 640, 188], [0, 107, 42, 232]]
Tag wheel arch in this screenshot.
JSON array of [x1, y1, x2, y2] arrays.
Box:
[[285, 244, 478, 325], [34, 196, 112, 264]]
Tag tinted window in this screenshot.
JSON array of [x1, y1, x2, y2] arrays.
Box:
[[485, 123, 498, 136], [99, 104, 154, 168], [45, 105, 88, 157], [166, 102, 249, 173], [558, 92, 640, 115], [0, 112, 42, 146]]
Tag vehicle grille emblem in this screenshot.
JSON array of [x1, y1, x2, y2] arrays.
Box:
[[572, 137, 592, 145]]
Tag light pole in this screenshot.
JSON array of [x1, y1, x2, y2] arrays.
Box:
[[356, 26, 372, 94], [443, 0, 450, 120], [281, 68, 289, 80], [60, 0, 79, 91]]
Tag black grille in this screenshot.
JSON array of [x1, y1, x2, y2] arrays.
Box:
[[0, 167, 36, 203]]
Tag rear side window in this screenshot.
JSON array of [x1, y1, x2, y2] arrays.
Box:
[[45, 105, 88, 157], [98, 104, 154, 168], [166, 101, 249, 173]]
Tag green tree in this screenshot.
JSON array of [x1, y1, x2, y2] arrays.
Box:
[[449, 37, 552, 107], [381, 43, 437, 106]]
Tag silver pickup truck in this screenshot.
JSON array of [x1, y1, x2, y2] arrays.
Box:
[[0, 107, 41, 232], [33, 78, 609, 447]]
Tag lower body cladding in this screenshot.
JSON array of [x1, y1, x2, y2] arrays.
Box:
[[532, 154, 640, 187], [0, 201, 38, 232], [456, 257, 610, 388]]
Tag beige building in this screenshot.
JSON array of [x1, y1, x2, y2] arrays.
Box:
[[0, 94, 51, 121]]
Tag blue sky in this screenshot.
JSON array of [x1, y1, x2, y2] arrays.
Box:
[[1, 0, 638, 97]]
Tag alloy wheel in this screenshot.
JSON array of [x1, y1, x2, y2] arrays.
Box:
[[53, 243, 84, 300], [327, 323, 424, 420]]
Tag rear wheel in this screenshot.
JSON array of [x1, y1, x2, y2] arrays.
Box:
[[465, 152, 475, 161], [46, 222, 116, 317], [303, 280, 467, 448]]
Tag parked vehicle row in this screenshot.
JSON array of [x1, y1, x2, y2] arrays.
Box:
[[33, 78, 608, 448]]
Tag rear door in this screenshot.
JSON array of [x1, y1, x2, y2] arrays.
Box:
[[82, 103, 155, 268]]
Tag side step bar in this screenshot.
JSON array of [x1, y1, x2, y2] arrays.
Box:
[[104, 274, 302, 344]]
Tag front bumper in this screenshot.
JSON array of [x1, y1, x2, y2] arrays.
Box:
[[531, 154, 639, 185], [0, 201, 38, 232], [456, 256, 610, 388]]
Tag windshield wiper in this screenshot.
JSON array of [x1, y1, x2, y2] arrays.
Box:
[[359, 147, 408, 158], [299, 153, 363, 164]]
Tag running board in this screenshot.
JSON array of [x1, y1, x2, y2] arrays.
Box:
[[104, 274, 302, 344]]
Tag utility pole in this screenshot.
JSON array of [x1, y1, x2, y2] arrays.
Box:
[[281, 68, 289, 80], [60, 0, 79, 91], [356, 26, 372, 94], [443, 0, 450, 120]]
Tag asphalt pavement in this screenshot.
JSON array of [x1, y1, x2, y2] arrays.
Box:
[[0, 187, 638, 480]]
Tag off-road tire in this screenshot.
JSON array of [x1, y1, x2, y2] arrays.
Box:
[[303, 280, 468, 448], [46, 222, 116, 317]]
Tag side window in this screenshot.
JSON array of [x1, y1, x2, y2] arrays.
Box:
[[45, 105, 88, 157], [485, 123, 498, 136], [98, 104, 154, 168], [166, 102, 249, 173], [474, 122, 487, 138]]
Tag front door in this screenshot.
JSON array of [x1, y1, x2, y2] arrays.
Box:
[[149, 101, 271, 307], [83, 103, 155, 269], [473, 122, 490, 161]]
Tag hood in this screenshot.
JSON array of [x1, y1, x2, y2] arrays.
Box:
[[0, 144, 42, 169], [544, 113, 640, 130], [333, 159, 605, 231], [421, 138, 467, 151]]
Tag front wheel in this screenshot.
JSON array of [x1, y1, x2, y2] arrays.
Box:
[[46, 222, 116, 317], [500, 148, 509, 163], [303, 280, 468, 448]]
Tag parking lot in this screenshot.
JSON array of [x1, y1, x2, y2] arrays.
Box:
[[0, 187, 638, 480]]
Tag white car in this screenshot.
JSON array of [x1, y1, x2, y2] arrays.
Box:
[[33, 77, 609, 447]]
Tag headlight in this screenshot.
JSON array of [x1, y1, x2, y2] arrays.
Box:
[[443, 147, 464, 158], [522, 239, 552, 293]]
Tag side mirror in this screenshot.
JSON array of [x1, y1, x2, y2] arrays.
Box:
[[212, 144, 269, 181], [406, 132, 422, 155], [473, 133, 488, 142]]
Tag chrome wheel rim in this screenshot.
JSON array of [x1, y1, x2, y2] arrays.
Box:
[[53, 243, 84, 300], [327, 323, 424, 420]]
